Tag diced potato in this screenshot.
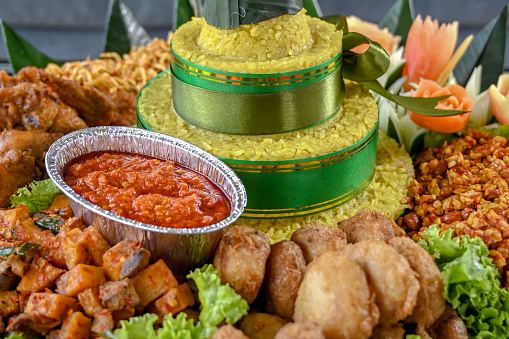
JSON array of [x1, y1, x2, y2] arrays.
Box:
[[112, 307, 135, 326], [55, 264, 106, 297], [48, 194, 69, 211], [149, 283, 195, 318], [99, 280, 139, 310], [91, 310, 114, 335], [26, 292, 79, 321], [102, 240, 150, 281], [60, 228, 88, 270], [17, 258, 65, 295], [0, 290, 20, 317], [58, 311, 91, 339], [131, 259, 178, 307], [78, 288, 104, 317], [82, 226, 111, 266]]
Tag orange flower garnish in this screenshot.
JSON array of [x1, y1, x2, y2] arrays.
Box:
[[408, 79, 474, 133], [488, 74, 509, 124], [346, 15, 401, 54], [403, 15, 472, 91]]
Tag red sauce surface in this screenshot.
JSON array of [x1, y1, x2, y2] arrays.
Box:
[[64, 151, 230, 228]]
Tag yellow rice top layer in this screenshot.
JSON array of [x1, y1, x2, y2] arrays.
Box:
[[171, 9, 342, 73], [137, 72, 378, 161]]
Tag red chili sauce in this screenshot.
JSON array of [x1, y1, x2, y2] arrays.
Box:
[[64, 151, 230, 228]]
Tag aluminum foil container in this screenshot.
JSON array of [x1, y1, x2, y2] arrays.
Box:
[[45, 126, 246, 273]]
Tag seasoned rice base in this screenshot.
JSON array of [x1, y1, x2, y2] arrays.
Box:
[[171, 10, 342, 73], [138, 72, 378, 161]]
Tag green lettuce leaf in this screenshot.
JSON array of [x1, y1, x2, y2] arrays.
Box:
[[482, 124, 509, 139], [157, 313, 203, 339], [110, 313, 158, 339], [5, 334, 26, 339], [421, 225, 509, 338], [10, 179, 61, 213], [187, 264, 249, 328]]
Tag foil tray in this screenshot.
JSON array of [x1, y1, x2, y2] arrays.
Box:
[[45, 126, 246, 273]]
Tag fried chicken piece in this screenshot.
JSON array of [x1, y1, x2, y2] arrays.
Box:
[[0, 83, 87, 132], [239, 312, 287, 339], [389, 236, 445, 327], [213, 225, 270, 304], [108, 88, 137, 126], [338, 208, 403, 243], [0, 130, 63, 207], [263, 240, 306, 321], [274, 321, 325, 339], [290, 223, 347, 264], [294, 252, 379, 339], [0, 149, 35, 207], [370, 323, 406, 339], [211, 324, 249, 339], [430, 305, 468, 339], [345, 240, 420, 324]]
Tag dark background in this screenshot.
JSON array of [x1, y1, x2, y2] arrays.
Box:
[[0, 0, 508, 71]]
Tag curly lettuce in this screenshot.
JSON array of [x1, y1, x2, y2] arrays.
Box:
[[10, 179, 61, 212], [420, 225, 509, 338], [105, 264, 249, 339]]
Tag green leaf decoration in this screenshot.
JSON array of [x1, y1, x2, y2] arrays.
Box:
[[424, 131, 458, 148], [0, 19, 60, 74], [173, 0, 196, 31], [204, 0, 303, 29], [303, 0, 322, 17], [17, 243, 40, 255], [0, 246, 16, 258], [454, 5, 508, 91], [0, 243, 40, 258], [322, 15, 348, 35], [378, 0, 414, 45], [34, 217, 64, 235], [104, 0, 151, 55]]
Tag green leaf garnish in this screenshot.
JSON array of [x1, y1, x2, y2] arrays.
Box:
[[321, 15, 348, 35], [10, 179, 62, 213], [423, 131, 458, 149], [203, 0, 303, 29], [0, 19, 60, 73], [34, 217, 64, 235], [378, 0, 414, 45], [173, 0, 196, 31], [454, 5, 508, 91], [303, 0, 322, 17], [0, 243, 40, 258], [104, 0, 151, 55]]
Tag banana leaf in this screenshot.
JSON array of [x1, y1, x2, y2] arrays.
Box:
[[104, 0, 151, 55], [173, 0, 196, 31], [378, 0, 414, 45], [303, 0, 323, 17], [322, 15, 348, 35], [0, 19, 60, 74], [454, 5, 508, 91]]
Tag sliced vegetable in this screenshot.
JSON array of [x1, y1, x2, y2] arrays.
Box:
[[0, 19, 60, 73], [420, 225, 509, 338], [34, 217, 64, 235], [10, 179, 61, 213]]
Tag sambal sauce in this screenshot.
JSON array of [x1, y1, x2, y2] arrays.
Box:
[[63, 151, 230, 228]]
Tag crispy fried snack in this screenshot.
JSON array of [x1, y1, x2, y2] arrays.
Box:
[[274, 321, 325, 339], [389, 236, 445, 327], [263, 240, 306, 321], [294, 251, 379, 339], [338, 208, 403, 243], [213, 225, 270, 303], [345, 240, 420, 324], [239, 312, 287, 339], [290, 223, 347, 264], [211, 324, 249, 339], [430, 305, 468, 339]]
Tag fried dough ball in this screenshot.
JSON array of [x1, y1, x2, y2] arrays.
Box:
[[213, 225, 270, 304], [430, 305, 468, 339], [239, 312, 287, 339], [370, 323, 406, 339], [263, 240, 306, 321], [294, 251, 379, 339], [389, 236, 445, 327], [337, 208, 402, 243], [274, 321, 325, 339], [211, 324, 249, 339], [290, 223, 347, 264], [345, 240, 420, 324]]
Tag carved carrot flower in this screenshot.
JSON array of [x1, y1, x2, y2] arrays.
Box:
[[488, 74, 509, 124], [408, 80, 474, 133], [402, 15, 472, 91], [346, 15, 401, 54]]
